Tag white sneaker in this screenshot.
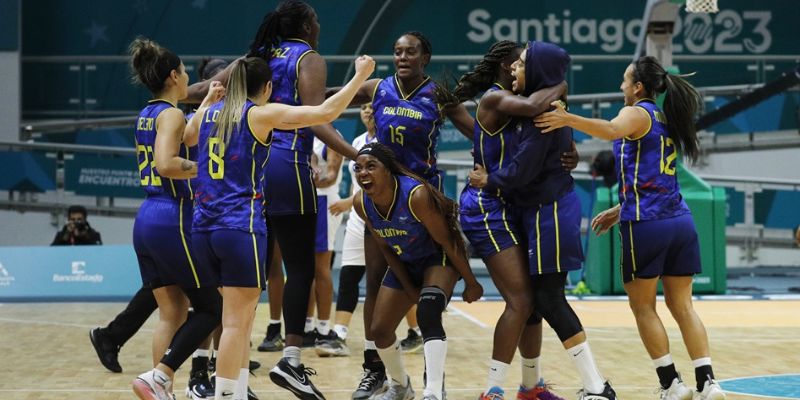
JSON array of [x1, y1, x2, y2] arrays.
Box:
[[377, 375, 414, 400], [694, 380, 726, 400], [132, 369, 174, 400], [660, 377, 692, 400]]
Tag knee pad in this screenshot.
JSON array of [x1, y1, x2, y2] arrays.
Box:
[[186, 287, 223, 322], [417, 286, 448, 342], [336, 265, 365, 312], [534, 286, 582, 342]]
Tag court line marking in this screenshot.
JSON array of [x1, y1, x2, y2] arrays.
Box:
[[446, 303, 489, 329]]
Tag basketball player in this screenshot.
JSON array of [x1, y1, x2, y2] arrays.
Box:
[[128, 38, 225, 400], [452, 40, 568, 400], [535, 55, 725, 400], [353, 142, 483, 400]]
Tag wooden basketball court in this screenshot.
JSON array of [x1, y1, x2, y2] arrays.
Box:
[[0, 299, 797, 399]]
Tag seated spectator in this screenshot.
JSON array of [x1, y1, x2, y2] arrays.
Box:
[[51, 205, 102, 245]]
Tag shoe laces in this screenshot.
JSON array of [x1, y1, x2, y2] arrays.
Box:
[[299, 364, 318, 377], [357, 369, 382, 391]]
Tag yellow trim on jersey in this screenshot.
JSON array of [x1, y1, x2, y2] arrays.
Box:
[[373, 176, 399, 221], [628, 221, 637, 275], [184, 144, 194, 199], [169, 179, 177, 198], [479, 132, 486, 167], [554, 201, 561, 273], [249, 142, 258, 232], [247, 106, 270, 147], [178, 197, 201, 288], [407, 184, 424, 223], [633, 142, 642, 221], [501, 207, 518, 245], [309, 160, 318, 214], [286, 38, 312, 47], [359, 190, 368, 221], [294, 49, 316, 104], [291, 130, 299, 151], [477, 189, 500, 253], [370, 80, 381, 103], [424, 121, 437, 176], [619, 140, 626, 204], [148, 98, 177, 107], [441, 251, 447, 267], [251, 233, 262, 289], [294, 150, 305, 214], [629, 106, 652, 141], [498, 131, 506, 168], [475, 90, 512, 136], [535, 207, 542, 274], [394, 74, 431, 101]]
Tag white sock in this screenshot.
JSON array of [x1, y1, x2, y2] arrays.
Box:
[[269, 319, 281, 325], [413, 326, 422, 336], [317, 319, 331, 335], [334, 324, 349, 340], [486, 359, 510, 391], [654, 354, 674, 368], [520, 356, 541, 389], [424, 339, 447, 399], [692, 357, 712, 368], [234, 368, 249, 400], [214, 376, 237, 399], [566, 341, 606, 394], [283, 346, 302, 368], [364, 340, 377, 351], [304, 317, 315, 333], [193, 349, 210, 358], [376, 342, 407, 385]]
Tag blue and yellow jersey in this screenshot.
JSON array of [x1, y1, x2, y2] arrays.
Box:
[[464, 83, 519, 204], [362, 175, 439, 262], [372, 75, 444, 179], [134, 100, 194, 200], [613, 99, 690, 221], [268, 39, 317, 154], [193, 99, 270, 233]]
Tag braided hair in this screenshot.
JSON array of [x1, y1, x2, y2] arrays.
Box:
[[357, 142, 467, 260], [247, 0, 315, 59], [453, 40, 521, 102]]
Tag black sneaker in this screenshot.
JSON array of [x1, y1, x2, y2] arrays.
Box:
[[89, 327, 122, 373], [207, 356, 216, 374], [249, 360, 261, 372], [352, 367, 388, 400], [577, 381, 617, 400], [269, 357, 325, 400], [258, 332, 285, 352], [302, 329, 319, 348], [315, 330, 350, 357], [185, 370, 214, 400], [247, 385, 259, 400], [399, 329, 423, 353]]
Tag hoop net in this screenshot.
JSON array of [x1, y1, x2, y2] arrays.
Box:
[[685, 0, 719, 13]]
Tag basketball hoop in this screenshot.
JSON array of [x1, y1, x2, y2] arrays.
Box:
[[685, 0, 719, 13]]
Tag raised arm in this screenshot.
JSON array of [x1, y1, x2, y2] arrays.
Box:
[[443, 103, 475, 140], [296, 53, 358, 160], [535, 101, 649, 140], [249, 55, 375, 143], [410, 186, 483, 302], [183, 58, 241, 104], [326, 78, 381, 107], [183, 81, 226, 147], [486, 81, 566, 117], [153, 108, 197, 179]]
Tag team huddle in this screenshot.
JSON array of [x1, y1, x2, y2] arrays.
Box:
[[122, 1, 725, 400]]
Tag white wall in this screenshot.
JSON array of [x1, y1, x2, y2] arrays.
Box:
[[0, 51, 20, 142]]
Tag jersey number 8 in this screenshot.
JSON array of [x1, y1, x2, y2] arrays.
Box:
[[209, 137, 225, 180]]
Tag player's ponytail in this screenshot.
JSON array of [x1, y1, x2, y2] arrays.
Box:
[[128, 37, 181, 94], [454, 40, 521, 102], [248, 0, 315, 59], [632, 56, 701, 163], [213, 57, 272, 146]]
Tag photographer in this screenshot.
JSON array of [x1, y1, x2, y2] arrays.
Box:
[[51, 205, 103, 246]]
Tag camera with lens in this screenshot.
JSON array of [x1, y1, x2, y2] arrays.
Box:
[[73, 221, 88, 232]]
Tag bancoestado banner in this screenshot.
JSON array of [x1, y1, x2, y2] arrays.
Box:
[[0, 245, 141, 300]]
